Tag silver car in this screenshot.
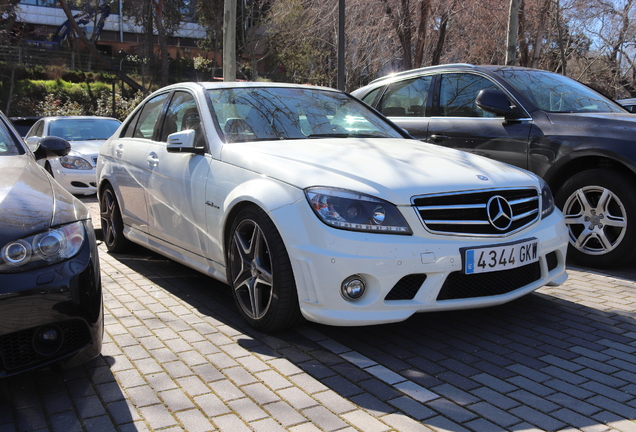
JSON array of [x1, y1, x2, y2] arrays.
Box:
[[25, 116, 121, 195]]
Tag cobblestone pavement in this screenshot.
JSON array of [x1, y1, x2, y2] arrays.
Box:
[[2, 196, 636, 432]]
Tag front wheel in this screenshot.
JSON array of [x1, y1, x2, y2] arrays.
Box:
[[555, 169, 636, 268], [227, 206, 302, 331]]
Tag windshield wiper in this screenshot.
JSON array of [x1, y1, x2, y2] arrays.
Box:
[[307, 133, 389, 139]]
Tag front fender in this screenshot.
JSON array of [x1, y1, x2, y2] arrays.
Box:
[[217, 177, 304, 265]]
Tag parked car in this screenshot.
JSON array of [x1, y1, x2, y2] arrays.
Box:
[[0, 110, 102, 377], [9, 116, 41, 138], [616, 98, 636, 113], [97, 82, 567, 331], [25, 116, 121, 195], [352, 64, 636, 268]]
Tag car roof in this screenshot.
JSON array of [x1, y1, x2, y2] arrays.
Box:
[[155, 81, 342, 94], [41, 116, 120, 121], [366, 63, 551, 85]]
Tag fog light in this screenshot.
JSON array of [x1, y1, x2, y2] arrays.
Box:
[[33, 325, 64, 356], [341, 275, 366, 301]]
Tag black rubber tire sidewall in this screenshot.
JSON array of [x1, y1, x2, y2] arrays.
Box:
[[227, 206, 302, 331], [555, 169, 636, 268], [100, 186, 130, 254]]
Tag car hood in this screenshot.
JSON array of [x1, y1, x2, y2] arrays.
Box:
[[68, 140, 104, 155], [221, 138, 539, 205], [0, 155, 90, 245]]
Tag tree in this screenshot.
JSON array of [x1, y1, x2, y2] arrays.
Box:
[[505, 0, 521, 65]]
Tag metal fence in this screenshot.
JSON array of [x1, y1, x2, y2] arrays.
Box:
[[0, 45, 135, 75]]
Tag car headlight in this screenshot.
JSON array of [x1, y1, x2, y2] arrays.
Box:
[[540, 178, 555, 219], [60, 156, 92, 170], [0, 222, 86, 273], [305, 187, 412, 234]]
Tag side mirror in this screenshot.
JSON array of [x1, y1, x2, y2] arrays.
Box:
[[33, 136, 71, 161], [167, 130, 204, 154], [476, 89, 517, 117]]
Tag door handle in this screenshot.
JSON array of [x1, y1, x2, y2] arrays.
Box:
[[147, 152, 159, 166], [429, 134, 449, 142], [116, 144, 124, 158]]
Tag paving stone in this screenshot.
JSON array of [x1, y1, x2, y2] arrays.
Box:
[[302, 406, 349, 431], [9, 208, 636, 432], [227, 397, 268, 422]]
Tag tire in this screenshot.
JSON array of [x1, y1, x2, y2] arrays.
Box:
[[100, 185, 130, 253], [555, 169, 636, 268], [227, 206, 303, 331]]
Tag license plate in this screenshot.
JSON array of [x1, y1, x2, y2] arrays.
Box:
[[464, 238, 538, 274]]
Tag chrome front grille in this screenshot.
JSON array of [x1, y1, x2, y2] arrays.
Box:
[[412, 188, 540, 236]]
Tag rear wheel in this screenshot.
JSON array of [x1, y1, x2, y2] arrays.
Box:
[[100, 185, 130, 253], [227, 206, 302, 331], [555, 169, 636, 268]]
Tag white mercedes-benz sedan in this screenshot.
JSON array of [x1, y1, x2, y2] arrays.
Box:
[[97, 82, 568, 331]]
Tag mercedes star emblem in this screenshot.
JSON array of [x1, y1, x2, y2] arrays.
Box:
[[487, 196, 513, 230]]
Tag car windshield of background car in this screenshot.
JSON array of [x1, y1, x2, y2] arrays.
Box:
[[206, 87, 404, 143], [49, 119, 121, 141], [498, 70, 624, 114]]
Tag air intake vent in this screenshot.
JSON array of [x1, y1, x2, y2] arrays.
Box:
[[385, 274, 427, 300]]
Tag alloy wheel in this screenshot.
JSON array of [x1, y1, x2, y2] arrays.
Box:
[[230, 219, 274, 320], [562, 185, 627, 256]]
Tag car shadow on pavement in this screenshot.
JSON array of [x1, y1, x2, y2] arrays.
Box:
[[0, 353, 133, 430], [93, 244, 636, 432]]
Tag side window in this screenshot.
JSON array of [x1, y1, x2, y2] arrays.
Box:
[[159, 91, 202, 145], [439, 73, 500, 118], [132, 93, 170, 139], [378, 76, 432, 117]]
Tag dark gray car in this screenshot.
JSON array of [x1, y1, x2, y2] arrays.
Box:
[[0, 111, 102, 376], [353, 64, 636, 268]]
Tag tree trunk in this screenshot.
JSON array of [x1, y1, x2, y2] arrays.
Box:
[[154, 0, 170, 87], [379, 0, 413, 70], [432, 11, 449, 66], [223, 0, 237, 81], [414, 0, 430, 68], [531, 0, 551, 68], [555, 0, 567, 75], [505, 0, 521, 65]]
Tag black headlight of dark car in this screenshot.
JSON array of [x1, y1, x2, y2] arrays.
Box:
[[1, 222, 85, 273]]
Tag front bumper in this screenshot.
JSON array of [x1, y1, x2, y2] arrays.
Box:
[[49, 159, 97, 195], [271, 201, 569, 327], [0, 220, 102, 377]]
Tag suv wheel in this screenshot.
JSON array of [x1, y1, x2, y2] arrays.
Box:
[[555, 169, 636, 268]]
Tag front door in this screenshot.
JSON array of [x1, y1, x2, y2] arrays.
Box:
[[426, 73, 533, 170]]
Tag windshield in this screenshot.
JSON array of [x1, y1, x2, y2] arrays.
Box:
[[0, 118, 21, 156], [497, 69, 625, 114], [206, 87, 405, 143], [48, 118, 121, 141]]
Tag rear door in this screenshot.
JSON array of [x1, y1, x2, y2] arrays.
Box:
[[426, 72, 533, 170], [109, 92, 170, 233]]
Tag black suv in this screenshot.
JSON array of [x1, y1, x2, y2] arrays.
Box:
[[352, 64, 636, 268]]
